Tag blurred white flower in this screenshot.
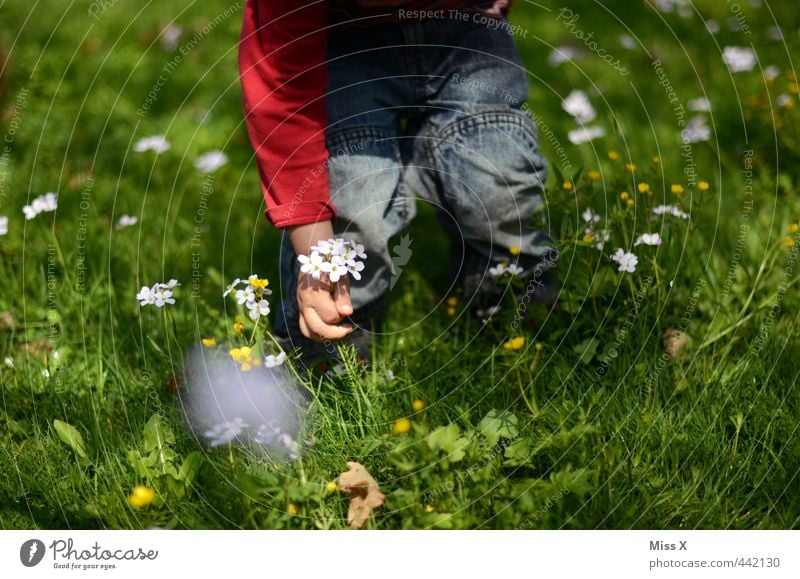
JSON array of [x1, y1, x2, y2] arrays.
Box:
[[506, 264, 524, 276], [115, 215, 138, 230], [265, 352, 286, 368], [562, 90, 597, 123], [635, 233, 663, 246], [682, 115, 711, 143], [764, 65, 780, 81], [204, 417, 249, 447], [137, 280, 180, 307], [248, 299, 270, 321], [0, 216, 7, 236], [687, 97, 712, 112], [582, 208, 602, 225], [22, 192, 57, 220], [161, 24, 183, 52], [42, 369, 50, 379], [653, 204, 689, 219], [586, 228, 610, 250], [705, 20, 720, 34], [134, 135, 170, 154], [194, 150, 228, 174], [4, 357, 13, 368], [611, 248, 638, 273], [619, 35, 636, 50], [568, 126, 606, 145], [722, 46, 756, 73], [489, 263, 507, 277], [547, 45, 582, 67], [777, 94, 794, 108], [767, 26, 783, 41]]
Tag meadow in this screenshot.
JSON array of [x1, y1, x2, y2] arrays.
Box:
[[1, 0, 799, 529]]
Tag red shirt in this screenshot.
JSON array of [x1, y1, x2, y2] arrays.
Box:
[[239, 0, 510, 228]]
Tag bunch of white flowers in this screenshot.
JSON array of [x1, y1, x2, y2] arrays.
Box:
[[611, 248, 638, 273], [134, 135, 170, 154], [653, 204, 689, 219], [22, 192, 58, 220], [582, 207, 609, 250], [136, 279, 180, 307], [297, 238, 366, 283], [223, 275, 272, 321], [489, 262, 524, 278]]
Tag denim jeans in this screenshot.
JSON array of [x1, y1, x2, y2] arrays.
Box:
[[277, 12, 552, 325]]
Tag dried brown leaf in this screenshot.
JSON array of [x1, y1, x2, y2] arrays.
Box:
[[662, 326, 688, 359], [338, 461, 385, 529]]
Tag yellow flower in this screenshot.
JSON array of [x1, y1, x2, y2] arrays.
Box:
[[447, 306, 456, 317], [619, 191, 629, 201], [287, 503, 298, 516], [698, 181, 710, 192], [637, 182, 651, 194], [582, 232, 595, 244], [233, 321, 244, 334], [325, 481, 338, 494], [411, 399, 425, 412], [626, 198, 635, 208], [502, 336, 525, 351], [782, 236, 795, 249], [534, 342, 543, 352], [201, 338, 216, 347], [671, 184, 684, 196], [562, 180, 573, 191], [248, 275, 269, 290], [607, 150, 619, 161], [509, 245, 521, 256], [586, 170, 601, 182], [127, 485, 155, 509], [230, 347, 256, 371], [788, 223, 800, 234], [393, 417, 412, 435], [424, 504, 435, 513], [651, 156, 661, 165], [625, 163, 636, 173], [446, 296, 458, 307]]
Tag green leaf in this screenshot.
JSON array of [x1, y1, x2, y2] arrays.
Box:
[[504, 438, 535, 466], [127, 449, 152, 479], [177, 452, 203, 488], [478, 409, 519, 444], [426, 424, 469, 462], [143, 413, 175, 453], [53, 420, 88, 459], [573, 337, 600, 365]]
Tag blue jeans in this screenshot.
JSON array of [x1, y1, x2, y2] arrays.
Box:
[[278, 12, 551, 323]]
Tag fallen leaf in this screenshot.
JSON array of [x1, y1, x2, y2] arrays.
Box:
[[20, 338, 52, 356], [338, 461, 385, 529], [0, 311, 13, 331], [662, 326, 688, 359]]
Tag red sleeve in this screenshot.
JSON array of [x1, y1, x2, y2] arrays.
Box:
[[238, 0, 336, 228]]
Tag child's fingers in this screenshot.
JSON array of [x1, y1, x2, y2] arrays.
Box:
[[334, 276, 353, 317], [298, 313, 319, 342], [303, 306, 353, 341]]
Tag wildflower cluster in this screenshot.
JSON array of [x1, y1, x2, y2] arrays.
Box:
[[581, 207, 609, 250], [297, 238, 367, 283], [224, 275, 272, 321], [202, 417, 299, 458], [22, 192, 58, 220], [136, 279, 180, 307], [611, 248, 638, 273], [489, 262, 524, 278]]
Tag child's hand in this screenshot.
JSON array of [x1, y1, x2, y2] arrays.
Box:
[[288, 220, 354, 342], [297, 271, 354, 341]]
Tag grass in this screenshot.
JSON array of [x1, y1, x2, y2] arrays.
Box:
[[1, 0, 799, 529]]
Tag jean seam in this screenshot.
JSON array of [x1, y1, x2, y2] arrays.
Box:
[[326, 125, 393, 151], [429, 109, 539, 157]]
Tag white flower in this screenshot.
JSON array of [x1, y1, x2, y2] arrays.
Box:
[[314, 240, 334, 255], [562, 90, 596, 124], [42, 369, 50, 379], [687, 97, 712, 112], [152, 287, 175, 307], [722, 46, 756, 73], [115, 215, 138, 229], [265, 351, 286, 368], [22, 192, 58, 220], [611, 248, 638, 273], [194, 150, 228, 174], [0, 216, 7, 236], [586, 228, 610, 250], [323, 256, 346, 283], [705, 19, 720, 34], [4, 357, 13, 368], [506, 264, 524, 276], [161, 24, 183, 52], [203, 418, 249, 447], [777, 94, 793, 108], [582, 208, 602, 225], [653, 204, 689, 219], [136, 286, 156, 306], [764, 65, 780, 81], [298, 251, 325, 280], [619, 35, 636, 50], [223, 278, 241, 297], [547, 45, 582, 67], [247, 299, 270, 320], [635, 233, 663, 246], [134, 135, 170, 154], [489, 263, 507, 277], [159, 279, 180, 289], [568, 126, 606, 145], [682, 115, 711, 143], [346, 260, 365, 281], [235, 286, 255, 305], [350, 241, 367, 259]]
